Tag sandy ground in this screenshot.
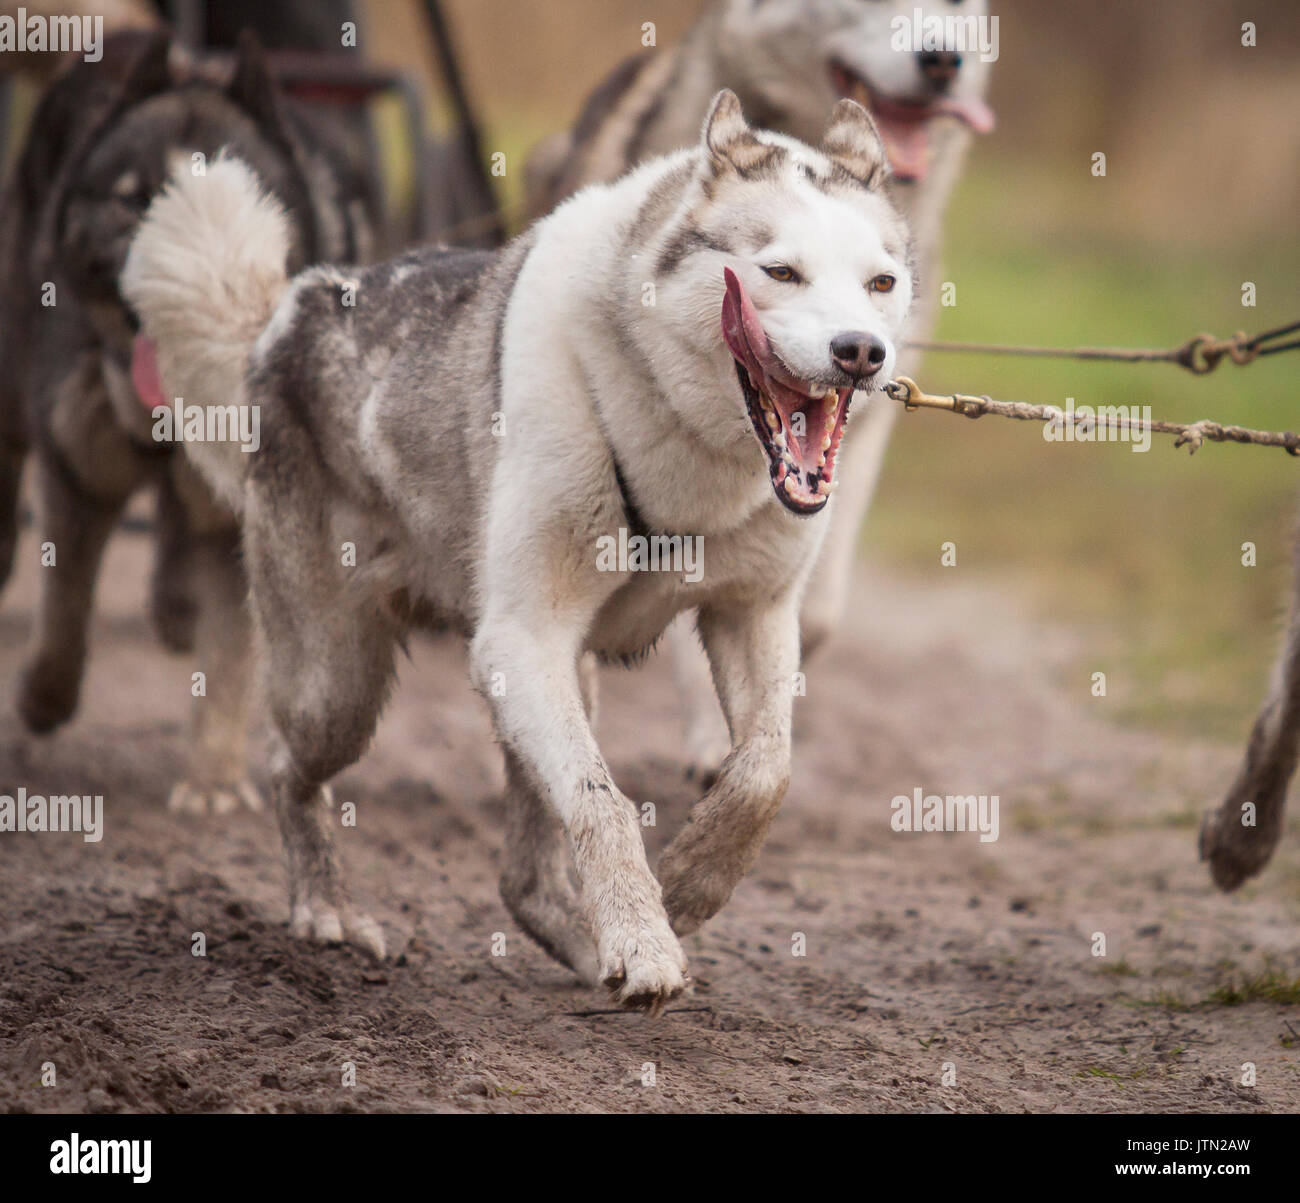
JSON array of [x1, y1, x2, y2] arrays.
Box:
[[1, 515, 1298, 1114]]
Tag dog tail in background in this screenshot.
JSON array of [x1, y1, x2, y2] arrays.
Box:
[[121, 153, 291, 512]]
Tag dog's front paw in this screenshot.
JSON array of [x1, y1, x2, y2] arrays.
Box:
[[598, 918, 688, 1015], [168, 779, 264, 816], [1199, 802, 1281, 892], [289, 895, 386, 960], [659, 843, 734, 937], [17, 656, 80, 734]]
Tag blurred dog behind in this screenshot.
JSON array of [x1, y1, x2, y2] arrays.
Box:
[[0, 29, 376, 813], [527, 0, 996, 778]]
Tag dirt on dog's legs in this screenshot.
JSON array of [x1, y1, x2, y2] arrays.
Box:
[[658, 597, 798, 936], [1201, 525, 1300, 888], [472, 619, 686, 1011], [499, 747, 599, 984], [247, 505, 391, 959], [17, 453, 130, 733]]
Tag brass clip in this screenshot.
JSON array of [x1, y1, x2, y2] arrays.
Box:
[[886, 377, 985, 416]]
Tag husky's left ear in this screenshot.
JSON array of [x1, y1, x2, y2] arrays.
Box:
[[702, 89, 779, 177], [821, 99, 889, 188]]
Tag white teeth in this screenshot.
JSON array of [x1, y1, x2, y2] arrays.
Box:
[[774, 431, 787, 451], [823, 393, 837, 415], [817, 479, 831, 496], [820, 431, 832, 453], [783, 475, 798, 496]]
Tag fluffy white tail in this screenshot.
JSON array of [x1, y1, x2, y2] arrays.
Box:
[[121, 154, 291, 508]]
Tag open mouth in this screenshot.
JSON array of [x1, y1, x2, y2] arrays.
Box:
[[722, 268, 854, 517], [829, 60, 995, 181]]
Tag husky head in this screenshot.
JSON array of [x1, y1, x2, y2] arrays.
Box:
[[648, 91, 912, 517], [37, 31, 316, 358], [715, 0, 995, 183]]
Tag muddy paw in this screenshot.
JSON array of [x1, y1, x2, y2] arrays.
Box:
[[168, 779, 264, 816], [289, 896, 386, 960], [17, 658, 80, 734], [501, 879, 600, 986], [598, 923, 688, 1016], [659, 844, 733, 937], [1199, 805, 1279, 893]]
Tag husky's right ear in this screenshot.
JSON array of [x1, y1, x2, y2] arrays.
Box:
[[820, 98, 889, 189], [702, 90, 777, 177], [227, 30, 294, 150], [115, 30, 174, 108]]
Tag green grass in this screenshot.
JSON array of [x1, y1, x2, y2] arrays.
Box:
[[867, 156, 1300, 742]]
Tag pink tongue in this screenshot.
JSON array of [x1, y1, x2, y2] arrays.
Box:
[[722, 267, 770, 377], [939, 95, 996, 135], [877, 96, 996, 181], [130, 334, 167, 411], [877, 117, 932, 180]]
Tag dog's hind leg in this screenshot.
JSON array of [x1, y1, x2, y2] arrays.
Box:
[[666, 613, 732, 786], [658, 596, 798, 936], [1200, 518, 1300, 888], [499, 748, 599, 984], [148, 473, 198, 655], [164, 459, 261, 815], [246, 500, 392, 959], [17, 452, 129, 734], [167, 528, 262, 816], [0, 431, 23, 592]]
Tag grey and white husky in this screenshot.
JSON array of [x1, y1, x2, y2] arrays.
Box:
[[529, 0, 996, 777], [123, 92, 914, 1009]]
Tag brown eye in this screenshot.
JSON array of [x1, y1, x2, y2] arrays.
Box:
[[869, 274, 896, 294], [763, 264, 800, 284]]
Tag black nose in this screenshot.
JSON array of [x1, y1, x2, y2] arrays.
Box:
[[918, 49, 961, 91], [830, 332, 887, 380]]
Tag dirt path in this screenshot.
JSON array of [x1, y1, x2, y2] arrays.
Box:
[[1, 518, 1297, 1113]]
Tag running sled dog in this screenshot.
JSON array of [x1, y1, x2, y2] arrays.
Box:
[[0, 31, 374, 814], [530, 0, 995, 778], [123, 92, 914, 1008]]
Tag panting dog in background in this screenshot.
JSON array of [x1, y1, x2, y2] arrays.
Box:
[[0, 31, 375, 814], [529, 0, 995, 778], [123, 91, 914, 1009]]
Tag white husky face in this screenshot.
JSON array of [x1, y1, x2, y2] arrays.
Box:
[[718, 0, 994, 182], [649, 92, 912, 517]]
